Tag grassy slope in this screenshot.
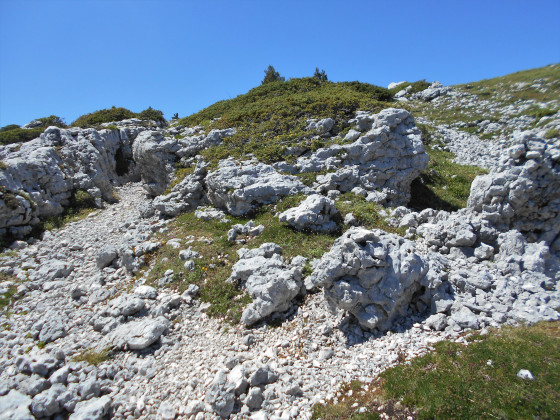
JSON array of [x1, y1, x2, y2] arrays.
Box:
[[178, 77, 392, 165], [313, 322, 560, 419], [407, 63, 560, 129]]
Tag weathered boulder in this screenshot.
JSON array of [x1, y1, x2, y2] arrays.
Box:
[[307, 227, 432, 330], [132, 130, 179, 196], [306, 118, 334, 134], [227, 243, 306, 325], [205, 370, 236, 418], [104, 317, 168, 350], [286, 108, 429, 206], [278, 194, 340, 232], [177, 128, 236, 158], [411, 81, 452, 101], [227, 220, 264, 242], [206, 159, 312, 216], [36, 311, 68, 343], [194, 206, 229, 222], [96, 245, 118, 269], [152, 161, 207, 216], [69, 396, 112, 420], [467, 131, 560, 249]]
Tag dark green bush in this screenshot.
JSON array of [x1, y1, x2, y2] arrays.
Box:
[[0, 115, 66, 145], [72, 106, 136, 127], [0, 124, 21, 133], [37, 115, 66, 128], [0, 127, 44, 145], [139, 107, 166, 123]]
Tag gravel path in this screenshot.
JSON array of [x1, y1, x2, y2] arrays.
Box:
[[0, 183, 462, 419]]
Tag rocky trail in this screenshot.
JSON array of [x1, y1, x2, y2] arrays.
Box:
[[0, 182, 463, 419], [1, 66, 559, 419]]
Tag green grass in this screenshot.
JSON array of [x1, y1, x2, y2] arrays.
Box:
[[381, 322, 560, 419], [545, 128, 559, 139], [141, 197, 339, 323], [458, 64, 560, 103], [40, 189, 98, 231], [311, 379, 412, 420], [313, 322, 560, 419], [336, 193, 406, 236], [0, 284, 17, 313], [72, 347, 111, 366], [178, 77, 393, 166], [408, 146, 488, 211]]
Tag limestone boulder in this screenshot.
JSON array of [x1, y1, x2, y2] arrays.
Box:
[[278, 194, 340, 232], [307, 227, 431, 330], [205, 159, 312, 216]]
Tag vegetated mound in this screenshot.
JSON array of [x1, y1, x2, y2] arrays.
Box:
[[178, 77, 394, 164], [457, 63, 560, 103], [72, 106, 166, 128], [0, 115, 66, 145]]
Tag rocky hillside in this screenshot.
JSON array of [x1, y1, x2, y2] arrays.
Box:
[[0, 65, 559, 419]]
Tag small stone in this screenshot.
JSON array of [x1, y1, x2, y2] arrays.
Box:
[[517, 369, 535, 380]]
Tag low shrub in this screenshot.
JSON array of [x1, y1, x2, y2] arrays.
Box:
[[72, 347, 111, 366], [139, 107, 166, 123], [0, 115, 65, 145], [72, 106, 136, 127]]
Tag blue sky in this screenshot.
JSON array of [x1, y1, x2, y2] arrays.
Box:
[[1, 0, 559, 126]]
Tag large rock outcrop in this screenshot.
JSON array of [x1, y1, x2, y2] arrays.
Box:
[[132, 130, 179, 196], [0, 126, 141, 239], [205, 159, 312, 216], [307, 228, 435, 331], [277, 108, 429, 206], [278, 194, 340, 232], [152, 161, 207, 217], [467, 131, 560, 250]]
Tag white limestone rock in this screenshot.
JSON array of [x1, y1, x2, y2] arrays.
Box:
[[467, 131, 560, 249], [297, 108, 429, 206], [228, 243, 306, 325], [205, 159, 312, 216], [0, 390, 33, 420], [132, 130, 178, 196], [278, 194, 340, 232], [104, 317, 168, 350], [69, 396, 112, 420], [152, 161, 207, 217], [205, 370, 236, 418], [307, 227, 432, 331]]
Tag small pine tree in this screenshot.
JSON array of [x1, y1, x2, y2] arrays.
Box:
[[172, 113, 179, 120], [313, 67, 328, 82], [262, 65, 285, 84]]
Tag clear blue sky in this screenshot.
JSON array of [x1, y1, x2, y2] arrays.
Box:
[[1, 0, 559, 126]]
